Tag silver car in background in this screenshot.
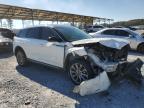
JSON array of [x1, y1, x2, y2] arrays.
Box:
[[90, 28, 144, 53]]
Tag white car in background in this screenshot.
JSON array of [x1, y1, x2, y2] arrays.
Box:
[[90, 28, 144, 53], [86, 25, 104, 33], [0, 28, 14, 51]]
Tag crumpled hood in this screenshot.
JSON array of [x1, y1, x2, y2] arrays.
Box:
[[72, 38, 129, 50]]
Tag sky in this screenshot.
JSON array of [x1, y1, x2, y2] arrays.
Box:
[[0, 0, 144, 28]]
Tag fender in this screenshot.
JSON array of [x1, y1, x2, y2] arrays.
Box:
[[64, 47, 88, 70], [14, 46, 25, 55]]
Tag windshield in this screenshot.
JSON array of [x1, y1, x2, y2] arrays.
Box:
[[54, 26, 91, 42]]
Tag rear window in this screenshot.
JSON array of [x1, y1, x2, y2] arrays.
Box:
[[17, 27, 40, 39], [26, 28, 40, 39]]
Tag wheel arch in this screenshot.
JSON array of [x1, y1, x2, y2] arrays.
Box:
[[64, 53, 86, 70], [14, 46, 26, 56]]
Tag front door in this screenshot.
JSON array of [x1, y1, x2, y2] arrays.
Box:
[[38, 27, 65, 68]]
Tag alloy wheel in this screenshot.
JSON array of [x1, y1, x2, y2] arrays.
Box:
[[70, 63, 89, 84]]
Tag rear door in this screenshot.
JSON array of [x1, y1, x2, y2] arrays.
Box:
[[19, 27, 42, 61], [14, 28, 30, 57], [115, 30, 137, 49]]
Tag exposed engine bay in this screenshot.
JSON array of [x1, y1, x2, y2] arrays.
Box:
[[70, 39, 130, 73], [85, 43, 129, 62]]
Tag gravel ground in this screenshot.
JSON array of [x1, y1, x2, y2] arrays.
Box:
[[0, 51, 144, 108]]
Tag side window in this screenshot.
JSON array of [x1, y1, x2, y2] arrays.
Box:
[[26, 28, 40, 39], [115, 30, 130, 37], [51, 29, 63, 42], [17, 29, 27, 37], [41, 27, 62, 41], [41, 28, 53, 40], [102, 30, 115, 35]]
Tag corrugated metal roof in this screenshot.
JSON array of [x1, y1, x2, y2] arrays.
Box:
[[0, 4, 113, 24]]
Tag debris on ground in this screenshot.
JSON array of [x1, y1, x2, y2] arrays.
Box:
[[73, 58, 144, 96], [73, 71, 110, 96], [114, 58, 143, 85]]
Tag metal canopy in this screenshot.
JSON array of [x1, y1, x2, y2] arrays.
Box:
[[0, 4, 113, 24]]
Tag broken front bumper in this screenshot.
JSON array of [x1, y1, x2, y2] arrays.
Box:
[[103, 61, 127, 73]]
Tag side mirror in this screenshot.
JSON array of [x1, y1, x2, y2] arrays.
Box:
[[48, 36, 58, 42]]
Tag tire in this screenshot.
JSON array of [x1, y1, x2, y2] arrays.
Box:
[[16, 50, 27, 66], [68, 59, 93, 85], [137, 44, 144, 53]]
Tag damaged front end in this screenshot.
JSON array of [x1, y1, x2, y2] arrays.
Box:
[[71, 39, 129, 74], [70, 39, 143, 96], [69, 39, 131, 96]]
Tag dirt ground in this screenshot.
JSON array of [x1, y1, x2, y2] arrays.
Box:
[[0, 51, 144, 108]]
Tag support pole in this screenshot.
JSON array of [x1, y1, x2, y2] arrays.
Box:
[[108, 20, 110, 27], [31, 9, 34, 26], [32, 20, 34, 26], [98, 19, 100, 25], [92, 18, 94, 25], [22, 19, 24, 28], [56, 14, 58, 24], [0, 19, 2, 27], [39, 20, 41, 25], [72, 17, 74, 26]]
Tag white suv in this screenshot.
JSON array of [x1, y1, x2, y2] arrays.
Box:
[[13, 25, 129, 84]]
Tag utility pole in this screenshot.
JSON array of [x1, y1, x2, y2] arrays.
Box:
[[0, 19, 2, 27]]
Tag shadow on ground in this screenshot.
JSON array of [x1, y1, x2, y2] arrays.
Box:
[[16, 61, 144, 108]]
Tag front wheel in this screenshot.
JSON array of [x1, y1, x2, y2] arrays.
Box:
[[68, 59, 93, 85]]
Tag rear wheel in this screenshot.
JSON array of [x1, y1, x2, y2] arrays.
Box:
[[68, 59, 93, 85], [137, 44, 144, 53], [16, 50, 27, 66]]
